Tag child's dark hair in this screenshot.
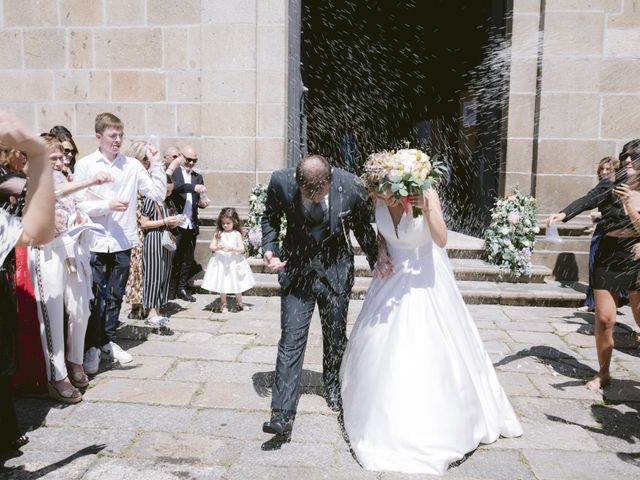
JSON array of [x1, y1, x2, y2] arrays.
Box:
[[215, 207, 243, 238]]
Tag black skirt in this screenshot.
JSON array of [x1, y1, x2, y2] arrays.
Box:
[[593, 235, 640, 291]]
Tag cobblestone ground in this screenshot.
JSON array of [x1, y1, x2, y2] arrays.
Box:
[[2, 295, 640, 479]]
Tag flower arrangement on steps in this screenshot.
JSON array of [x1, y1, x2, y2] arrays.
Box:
[[484, 188, 539, 279], [245, 183, 287, 258]]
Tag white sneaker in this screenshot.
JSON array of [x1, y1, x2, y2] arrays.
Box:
[[101, 341, 133, 364], [83, 347, 101, 375]]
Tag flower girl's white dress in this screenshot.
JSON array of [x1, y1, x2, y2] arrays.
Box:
[[201, 230, 255, 294], [340, 199, 522, 475]]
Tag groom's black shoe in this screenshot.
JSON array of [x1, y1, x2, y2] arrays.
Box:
[[177, 289, 196, 302], [325, 389, 341, 412], [262, 409, 295, 437]]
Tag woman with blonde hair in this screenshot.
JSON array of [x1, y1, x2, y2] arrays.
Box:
[[123, 140, 151, 319], [28, 134, 113, 403]]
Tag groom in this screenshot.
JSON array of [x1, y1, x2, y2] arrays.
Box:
[[261, 154, 378, 440]]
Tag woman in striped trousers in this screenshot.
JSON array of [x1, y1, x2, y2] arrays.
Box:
[[141, 176, 182, 326]]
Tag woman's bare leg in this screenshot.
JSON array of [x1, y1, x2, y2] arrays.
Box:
[[629, 290, 640, 327], [587, 289, 617, 390]]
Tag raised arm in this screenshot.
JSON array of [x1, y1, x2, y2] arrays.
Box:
[[547, 179, 612, 226], [410, 188, 447, 248], [614, 183, 640, 235], [55, 171, 114, 199], [0, 111, 54, 245], [137, 144, 167, 202]]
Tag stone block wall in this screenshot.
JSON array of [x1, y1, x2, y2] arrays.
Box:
[[0, 0, 288, 210], [504, 0, 639, 214]]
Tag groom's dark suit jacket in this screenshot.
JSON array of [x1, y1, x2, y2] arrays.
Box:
[[261, 167, 378, 293]]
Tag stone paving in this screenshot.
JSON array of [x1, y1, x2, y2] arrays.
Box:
[[2, 295, 640, 479]]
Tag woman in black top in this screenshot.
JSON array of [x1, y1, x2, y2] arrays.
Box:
[[547, 139, 640, 391]]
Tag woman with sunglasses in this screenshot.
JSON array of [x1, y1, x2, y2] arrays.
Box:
[[547, 139, 640, 390]]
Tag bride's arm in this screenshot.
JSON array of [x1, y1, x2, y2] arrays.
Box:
[[421, 189, 448, 248]]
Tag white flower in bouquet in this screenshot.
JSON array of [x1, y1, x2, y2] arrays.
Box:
[[364, 148, 445, 218], [248, 225, 262, 248]]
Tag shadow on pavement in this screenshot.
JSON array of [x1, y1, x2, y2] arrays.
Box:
[[0, 444, 105, 478], [496, 344, 640, 467]]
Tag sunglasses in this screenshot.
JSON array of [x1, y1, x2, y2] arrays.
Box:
[[184, 156, 198, 164], [63, 148, 76, 155]]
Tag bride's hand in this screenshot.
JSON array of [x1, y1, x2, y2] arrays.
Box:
[[409, 189, 437, 212], [373, 256, 393, 279], [408, 192, 425, 209]]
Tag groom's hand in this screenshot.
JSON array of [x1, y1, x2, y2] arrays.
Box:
[[373, 257, 393, 279], [264, 250, 287, 271]]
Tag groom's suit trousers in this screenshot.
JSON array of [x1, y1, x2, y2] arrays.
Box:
[[271, 272, 350, 412]]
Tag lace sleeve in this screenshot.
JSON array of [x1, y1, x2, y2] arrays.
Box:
[[0, 209, 23, 265]]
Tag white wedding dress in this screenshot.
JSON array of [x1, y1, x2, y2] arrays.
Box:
[[340, 200, 522, 475]]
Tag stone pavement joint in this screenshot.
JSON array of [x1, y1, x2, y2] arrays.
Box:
[[3, 294, 640, 479]]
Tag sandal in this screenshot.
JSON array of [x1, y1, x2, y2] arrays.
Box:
[[576, 305, 595, 312], [69, 369, 90, 388], [48, 382, 82, 404], [220, 304, 229, 313], [238, 303, 251, 311]]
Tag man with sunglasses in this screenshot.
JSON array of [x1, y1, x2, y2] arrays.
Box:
[[169, 144, 209, 301]]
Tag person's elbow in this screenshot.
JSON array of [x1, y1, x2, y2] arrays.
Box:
[[434, 230, 447, 249], [22, 223, 55, 246]]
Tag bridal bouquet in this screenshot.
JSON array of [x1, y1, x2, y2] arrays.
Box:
[[366, 148, 445, 217]]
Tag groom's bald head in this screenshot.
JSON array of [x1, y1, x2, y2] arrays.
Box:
[[295, 154, 331, 198]]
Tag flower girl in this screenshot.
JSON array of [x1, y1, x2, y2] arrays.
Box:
[[201, 208, 256, 312]]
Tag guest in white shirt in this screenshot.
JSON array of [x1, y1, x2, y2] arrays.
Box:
[[73, 113, 167, 373]]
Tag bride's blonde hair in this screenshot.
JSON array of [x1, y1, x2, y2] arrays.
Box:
[[362, 151, 392, 195]]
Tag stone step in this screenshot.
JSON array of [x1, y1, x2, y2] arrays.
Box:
[[194, 228, 487, 266], [534, 236, 592, 252], [191, 273, 585, 307], [241, 256, 551, 283], [532, 250, 590, 283], [538, 222, 594, 237]]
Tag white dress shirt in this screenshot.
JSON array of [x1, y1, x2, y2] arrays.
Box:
[[73, 149, 167, 253], [178, 166, 194, 229]]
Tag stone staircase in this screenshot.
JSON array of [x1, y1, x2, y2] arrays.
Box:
[[532, 217, 594, 283], [190, 212, 586, 307]]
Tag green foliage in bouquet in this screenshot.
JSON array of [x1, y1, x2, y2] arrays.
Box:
[[484, 188, 539, 278]]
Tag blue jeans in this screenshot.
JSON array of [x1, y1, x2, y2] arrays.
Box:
[[85, 250, 131, 349]]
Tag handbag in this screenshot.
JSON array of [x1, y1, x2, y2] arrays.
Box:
[[161, 230, 176, 252], [155, 203, 177, 252]]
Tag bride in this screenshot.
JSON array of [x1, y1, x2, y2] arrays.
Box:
[[340, 165, 523, 475]]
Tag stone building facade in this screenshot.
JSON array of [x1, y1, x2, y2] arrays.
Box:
[[0, 0, 287, 212], [506, 0, 640, 215], [0, 0, 638, 217]]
